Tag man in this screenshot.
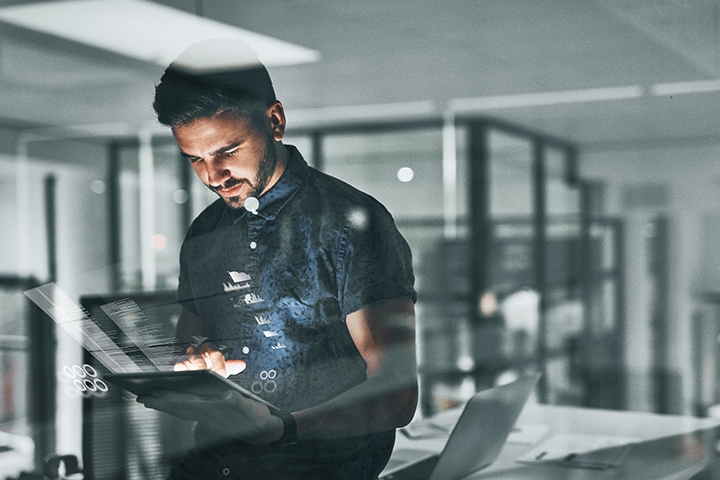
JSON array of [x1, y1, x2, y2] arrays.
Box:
[[139, 40, 418, 480]]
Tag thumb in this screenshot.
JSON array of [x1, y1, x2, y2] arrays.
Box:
[[226, 359, 247, 376]]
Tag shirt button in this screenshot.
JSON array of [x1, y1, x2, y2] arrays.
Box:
[[222, 467, 231, 476], [249, 241, 257, 249]]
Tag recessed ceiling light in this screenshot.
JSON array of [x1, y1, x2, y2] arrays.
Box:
[[0, 0, 319, 70], [397, 167, 414, 183]]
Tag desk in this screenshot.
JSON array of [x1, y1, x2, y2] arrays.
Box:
[[387, 404, 720, 480]]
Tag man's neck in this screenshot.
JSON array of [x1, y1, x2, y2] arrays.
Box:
[[259, 143, 290, 197]]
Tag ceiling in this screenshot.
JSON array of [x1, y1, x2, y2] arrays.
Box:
[[0, 0, 719, 148]]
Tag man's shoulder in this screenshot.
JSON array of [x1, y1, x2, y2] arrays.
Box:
[[303, 167, 390, 217]]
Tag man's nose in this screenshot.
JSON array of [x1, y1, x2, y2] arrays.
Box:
[[206, 157, 231, 187]]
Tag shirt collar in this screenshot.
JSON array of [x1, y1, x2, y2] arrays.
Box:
[[228, 144, 308, 223]]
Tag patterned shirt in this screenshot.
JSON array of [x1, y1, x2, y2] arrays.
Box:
[[176, 145, 416, 472]]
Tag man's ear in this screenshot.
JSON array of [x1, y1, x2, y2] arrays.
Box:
[[268, 101, 286, 141]]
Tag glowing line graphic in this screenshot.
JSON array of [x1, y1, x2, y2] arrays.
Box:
[[100, 298, 179, 371], [24, 283, 142, 373]]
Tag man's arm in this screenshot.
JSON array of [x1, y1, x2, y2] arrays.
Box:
[[139, 297, 417, 443], [294, 296, 418, 438]]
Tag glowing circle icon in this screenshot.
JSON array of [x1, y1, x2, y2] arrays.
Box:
[[259, 370, 277, 380], [63, 364, 108, 397], [251, 381, 264, 394], [264, 381, 277, 393], [244, 196, 259, 214]]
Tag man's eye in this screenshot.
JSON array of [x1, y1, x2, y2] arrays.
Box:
[[188, 157, 202, 164], [224, 149, 239, 156]]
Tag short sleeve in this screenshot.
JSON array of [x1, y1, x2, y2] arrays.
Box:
[[339, 202, 416, 317]]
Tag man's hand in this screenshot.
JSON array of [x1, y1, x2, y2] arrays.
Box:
[[174, 343, 246, 378], [137, 389, 283, 445]]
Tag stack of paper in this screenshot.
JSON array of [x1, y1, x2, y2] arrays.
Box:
[[518, 433, 639, 470]]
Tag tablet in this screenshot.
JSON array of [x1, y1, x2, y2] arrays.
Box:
[[105, 370, 279, 411]]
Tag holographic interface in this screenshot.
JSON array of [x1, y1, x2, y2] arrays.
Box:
[[59, 363, 108, 398], [24, 283, 182, 374]]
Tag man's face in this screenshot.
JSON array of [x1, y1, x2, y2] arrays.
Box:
[[173, 111, 280, 209]]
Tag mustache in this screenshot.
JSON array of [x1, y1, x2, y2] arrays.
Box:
[[209, 178, 250, 193]]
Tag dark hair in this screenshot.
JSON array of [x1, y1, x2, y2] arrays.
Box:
[[153, 66, 277, 129]]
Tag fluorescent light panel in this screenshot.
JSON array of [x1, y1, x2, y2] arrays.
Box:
[[450, 85, 645, 112], [0, 0, 319, 69], [651, 79, 720, 96], [288, 101, 439, 126]]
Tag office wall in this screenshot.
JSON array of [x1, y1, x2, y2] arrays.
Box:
[[580, 142, 720, 414]]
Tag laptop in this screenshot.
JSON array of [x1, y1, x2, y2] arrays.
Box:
[[381, 373, 541, 480]]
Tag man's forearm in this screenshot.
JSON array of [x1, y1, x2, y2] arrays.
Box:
[[293, 371, 418, 439]]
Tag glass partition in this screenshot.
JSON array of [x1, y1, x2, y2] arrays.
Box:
[[104, 118, 607, 416], [481, 131, 538, 397], [543, 147, 584, 404], [488, 131, 534, 218], [323, 128, 443, 219], [152, 143, 187, 291], [116, 141, 207, 292]]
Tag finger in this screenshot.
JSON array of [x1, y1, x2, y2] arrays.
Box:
[[173, 361, 189, 372], [203, 350, 229, 377], [186, 354, 208, 370], [196, 342, 219, 354], [174, 357, 203, 371], [226, 359, 247, 376]]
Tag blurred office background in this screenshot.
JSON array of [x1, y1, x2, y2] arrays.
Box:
[[2, 0, 720, 477]]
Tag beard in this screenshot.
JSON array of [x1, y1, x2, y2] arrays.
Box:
[[208, 133, 279, 210]]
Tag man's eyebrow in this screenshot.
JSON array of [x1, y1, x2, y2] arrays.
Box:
[[180, 142, 241, 160], [213, 142, 242, 156]]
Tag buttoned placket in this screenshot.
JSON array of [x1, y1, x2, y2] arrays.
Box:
[[244, 213, 285, 397], [246, 214, 262, 258], [242, 214, 263, 321], [229, 211, 266, 368]]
